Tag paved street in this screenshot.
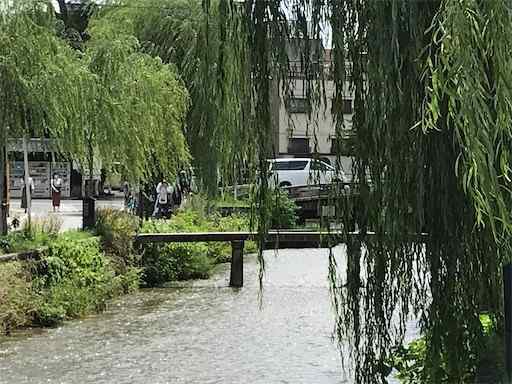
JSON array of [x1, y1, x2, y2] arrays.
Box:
[[7, 197, 125, 231]]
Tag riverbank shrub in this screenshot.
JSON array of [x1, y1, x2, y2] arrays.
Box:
[[389, 314, 505, 383], [95, 208, 141, 275], [33, 234, 124, 326], [0, 216, 63, 255], [0, 227, 140, 334], [267, 189, 298, 229], [0, 262, 35, 334]]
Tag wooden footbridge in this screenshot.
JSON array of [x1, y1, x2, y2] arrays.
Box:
[[135, 231, 357, 288]]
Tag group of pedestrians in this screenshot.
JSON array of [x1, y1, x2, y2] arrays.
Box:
[[122, 170, 194, 219]]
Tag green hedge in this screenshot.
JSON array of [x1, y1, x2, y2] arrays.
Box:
[[0, 262, 34, 334]]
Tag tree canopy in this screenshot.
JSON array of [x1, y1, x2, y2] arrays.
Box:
[[0, 0, 190, 231], [239, 1, 512, 383], [91, 0, 254, 195]]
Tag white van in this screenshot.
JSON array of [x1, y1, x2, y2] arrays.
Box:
[[268, 158, 344, 188]]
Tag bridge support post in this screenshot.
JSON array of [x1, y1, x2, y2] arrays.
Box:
[[230, 240, 244, 287]]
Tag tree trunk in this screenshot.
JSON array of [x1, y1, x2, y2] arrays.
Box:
[[87, 138, 94, 197], [23, 136, 31, 230], [0, 140, 7, 235], [57, 0, 69, 24]]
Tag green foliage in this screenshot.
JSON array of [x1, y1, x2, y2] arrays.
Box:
[[32, 235, 117, 325], [229, 1, 512, 382], [0, 230, 49, 255], [92, 0, 253, 195], [0, 211, 146, 333], [390, 314, 504, 383], [142, 242, 212, 285], [0, 1, 90, 143], [95, 208, 140, 273], [0, 0, 190, 207], [0, 216, 68, 254], [266, 189, 298, 229], [81, 19, 191, 181], [23, 215, 63, 237], [0, 262, 35, 334]]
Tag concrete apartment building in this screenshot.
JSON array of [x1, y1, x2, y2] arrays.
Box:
[[271, 41, 355, 176]]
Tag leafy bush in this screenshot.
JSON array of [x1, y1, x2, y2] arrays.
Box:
[[0, 216, 63, 255], [252, 189, 298, 229], [95, 208, 140, 273], [389, 314, 505, 383], [268, 189, 299, 229], [0, 225, 141, 334], [0, 262, 35, 334], [32, 234, 119, 326], [0, 230, 50, 255], [142, 243, 212, 286]]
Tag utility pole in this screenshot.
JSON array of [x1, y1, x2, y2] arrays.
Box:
[[23, 136, 31, 230], [0, 140, 7, 235]]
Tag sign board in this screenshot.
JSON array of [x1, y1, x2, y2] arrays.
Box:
[[9, 161, 71, 198]]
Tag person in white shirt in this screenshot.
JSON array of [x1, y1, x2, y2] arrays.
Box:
[[153, 179, 173, 216]]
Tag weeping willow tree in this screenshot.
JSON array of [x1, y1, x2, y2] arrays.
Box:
[[0, 0, 93, 233], [89, 0, 254, 195], [238, 0, 512, 382], [68, 19, 190, 193], [0, 0, 190, 232]]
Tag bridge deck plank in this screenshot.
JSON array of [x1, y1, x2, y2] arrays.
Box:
[[136, 231, 351, 244], [135, 231, 426, 244]]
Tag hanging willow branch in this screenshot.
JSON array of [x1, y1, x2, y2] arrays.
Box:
[[238, 0, 512, 382]]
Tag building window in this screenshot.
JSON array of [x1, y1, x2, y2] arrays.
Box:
[[288, 137, 310, 154], [331, 97, 353, 115], [286, 97, 310, 114], [331, 135, 355, 156]]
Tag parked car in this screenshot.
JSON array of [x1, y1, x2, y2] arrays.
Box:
[[268, 158, 345, 188]]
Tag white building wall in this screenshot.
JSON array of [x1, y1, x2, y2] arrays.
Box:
[[274, 77, 355, 177]]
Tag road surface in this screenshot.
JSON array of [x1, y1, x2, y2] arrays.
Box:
[[7, 197, 124, 231]]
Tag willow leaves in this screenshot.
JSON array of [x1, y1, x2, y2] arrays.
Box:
[[0, 0, 190, 192]]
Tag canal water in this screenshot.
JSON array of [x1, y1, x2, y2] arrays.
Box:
[[0, 246, 418, 384]]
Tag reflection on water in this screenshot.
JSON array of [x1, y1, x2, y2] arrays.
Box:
[[0, 247, 350, 384]]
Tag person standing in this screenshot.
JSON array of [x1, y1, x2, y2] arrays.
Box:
[[51, 173, 63, 212], [21, 174, 34, 214], [153, 179, 173, 217], [122, 181, 130, 207]]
